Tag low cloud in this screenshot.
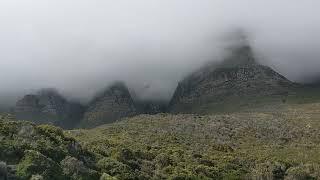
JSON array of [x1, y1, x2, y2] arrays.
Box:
[[0, 0, 320, 106]]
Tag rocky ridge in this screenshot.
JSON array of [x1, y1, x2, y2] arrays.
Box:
[[14, 89, 84, 129], [80, 82, 137, 128], [169, 45, 295, 113]]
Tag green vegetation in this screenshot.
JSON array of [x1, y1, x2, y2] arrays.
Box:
[[16, 150, 65, 179], [67, 102, 320, 179], [0, 114, 99, 179], [1, 101, 320, 179], [174, 86, 320, 115]]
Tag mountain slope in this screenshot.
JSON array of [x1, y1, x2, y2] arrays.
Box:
[[80, 82, 137, 128], [69, 102, 320, 179], [14, 89, 84, 129], [169, 45, 296, 113]]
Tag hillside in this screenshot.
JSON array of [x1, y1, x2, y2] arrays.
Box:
[[2, 102, 320, 179], [80, 82, 137, 128], [169, 45, 298, 114], [14, 89, 84, 129], [68, 102, 320, 179]]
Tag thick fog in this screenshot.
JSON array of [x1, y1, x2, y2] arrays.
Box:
[[1, 0, 320, 106]]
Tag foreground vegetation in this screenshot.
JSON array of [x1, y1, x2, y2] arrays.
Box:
[[1, 102, 320, 179], [0, 114, 100, 179], [69, 103, 320, 179]]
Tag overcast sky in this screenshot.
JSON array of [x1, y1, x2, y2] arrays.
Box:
[[1, 0, 320, 105]]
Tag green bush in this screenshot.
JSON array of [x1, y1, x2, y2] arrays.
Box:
[[60, 156, 100, 180], [285, 164, 320, 180], [155, 153, 173, 168], [36, 124, 64, 142], [16, 150, 65, 179], [97, 157, 135, 179], [194, 165, 219, 179], [100, 173, 118, 180]]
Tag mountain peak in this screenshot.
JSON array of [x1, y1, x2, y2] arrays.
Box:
[[108, 81, 128, 90], [169, 42, 293, 113], [218, 44, 257, 69], [218, 29, 257, 68], [80, 81, 137, 128], [14, 89, 84, 128]]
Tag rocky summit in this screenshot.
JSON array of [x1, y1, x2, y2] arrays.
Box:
[[80, 82, 137, 128], [14, 89, 84, 129], [169, 45, 295, 113]]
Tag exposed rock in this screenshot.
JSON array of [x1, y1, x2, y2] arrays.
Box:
[[134, 100, 168, 115], [14, 89, 84, 129], [15, 95, 40, 114], [80, 82, 137, 128], [37, 88, 68, 115], [169, 44, 295, 113]]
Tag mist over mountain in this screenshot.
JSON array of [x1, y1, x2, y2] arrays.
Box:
[[1, 1, 320, 106], [3, 2, 320, 179]]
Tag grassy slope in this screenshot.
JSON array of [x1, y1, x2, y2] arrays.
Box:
[[186, 86, 320, 115], [68, 102, 320, 179]]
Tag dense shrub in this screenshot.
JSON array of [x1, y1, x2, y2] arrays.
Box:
[[100, 173, 118, 180], [60, 156, 100, 180], [16, 150, 65, 179], [97, 157, 135, 179], [155, 153, 173, 168], [285, 164, 320, 180]]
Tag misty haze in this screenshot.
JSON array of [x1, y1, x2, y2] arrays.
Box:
[[1, 1, 320, 179]]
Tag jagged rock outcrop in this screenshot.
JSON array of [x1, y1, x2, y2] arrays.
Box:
[[169, 45, 295, 113], [14, 89, 84, 129], [80, 82, 137, 128]]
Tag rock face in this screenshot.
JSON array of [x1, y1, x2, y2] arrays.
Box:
[[169, 45, 294, 113], [135, 100, 168, 115], [14, 89, 84, 129], [80, 82, 137, 128]]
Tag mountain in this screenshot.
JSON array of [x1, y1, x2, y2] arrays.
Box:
[[80, 82, 137, 128], [169, 45, 296, 113], [14, 89, 84, 129], [13, 83, 169, 129], [134, 99, 168, 115]]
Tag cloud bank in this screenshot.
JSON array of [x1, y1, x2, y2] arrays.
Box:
[[0, 0, 320, 105]]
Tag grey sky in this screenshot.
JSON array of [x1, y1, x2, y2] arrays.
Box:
[[1, 0, 320, 105]]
